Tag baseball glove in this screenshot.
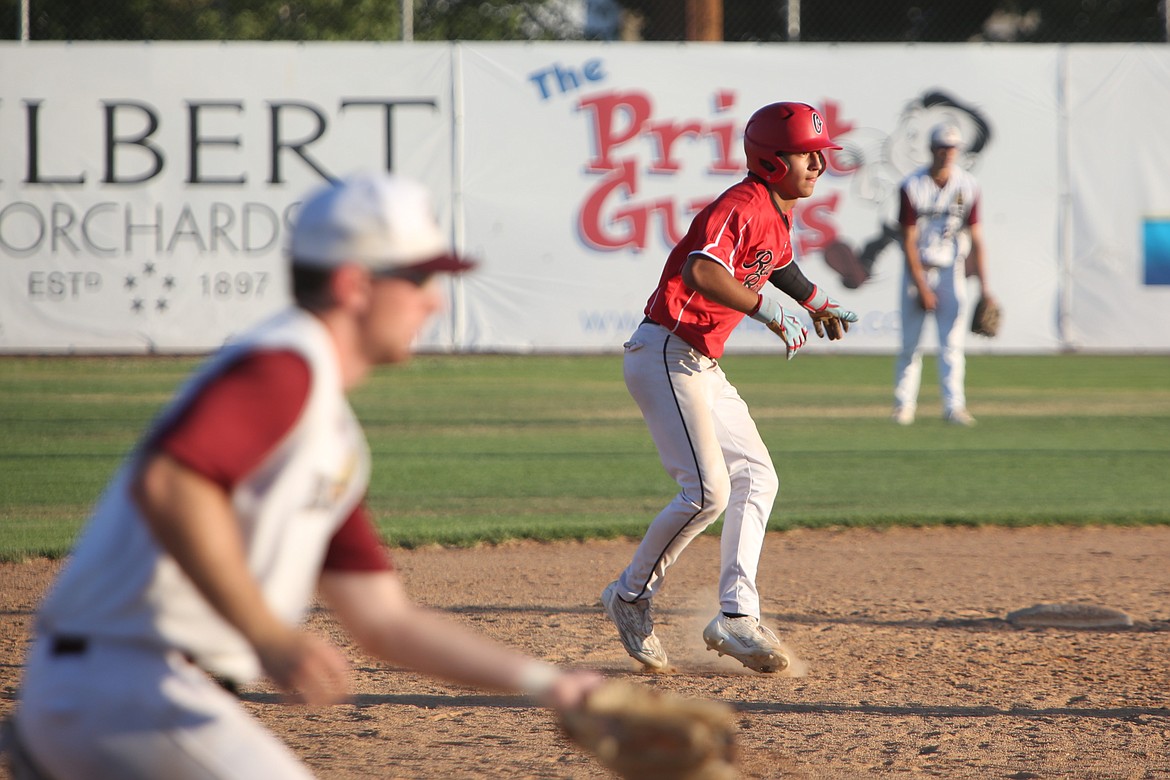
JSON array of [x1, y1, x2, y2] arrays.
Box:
[[560, 680, 738, 779], [970, 295, 1001, 338]]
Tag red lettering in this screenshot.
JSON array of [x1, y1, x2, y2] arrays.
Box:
[[577, 91, 653, 172], [578, 89, 747, 174], [578, 161, 647, 250], [645, 120, 703, 173], [647, 198, 685, 247], [686, 196, 713, 222], [578, 161, 716, 252], [705, 119, 741, 174], [709, 90, 741, 173], [575, 89, 750, 252], [795, 192, 841, 255]]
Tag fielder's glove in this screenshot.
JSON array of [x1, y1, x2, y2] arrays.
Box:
[[750, 294, 808, 360], [801, 286, 859, 340], [560, 679, 738, 780], [970, 294, 1001, 338]]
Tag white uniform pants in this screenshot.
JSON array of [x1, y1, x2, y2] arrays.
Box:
[[15, 636, 313, 780], [893, 263, 970, 415], [617, 321, 779, 619]]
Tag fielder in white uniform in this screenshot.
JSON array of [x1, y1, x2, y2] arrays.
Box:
[[892, 123, 993, 426], [7, 172, 601, 780], [601, 102, 858, 674]]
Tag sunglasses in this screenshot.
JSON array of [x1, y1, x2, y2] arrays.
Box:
[[371, 267, 435, 287]]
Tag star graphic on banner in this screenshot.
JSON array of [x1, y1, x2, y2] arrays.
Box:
[[126, 261, 175, 314]]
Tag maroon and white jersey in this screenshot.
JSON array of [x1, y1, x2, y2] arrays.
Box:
[[644, 176, 795, 359], [35, 308, 390, 683], [899, 166, 981, 268]]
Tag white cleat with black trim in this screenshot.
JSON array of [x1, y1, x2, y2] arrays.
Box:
[[703, 614, 789, 674]]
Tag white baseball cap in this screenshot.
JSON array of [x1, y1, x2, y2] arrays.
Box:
[[929, 124, 962, 149], [290, 172, 475, 275]]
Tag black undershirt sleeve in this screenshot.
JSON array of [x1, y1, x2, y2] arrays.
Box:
[[767, 261, 815, 303]]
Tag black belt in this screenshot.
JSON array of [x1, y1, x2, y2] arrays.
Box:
[[48, 635, 239, 696], [641, 315, 658, 326], [50, 635, 87, 655]]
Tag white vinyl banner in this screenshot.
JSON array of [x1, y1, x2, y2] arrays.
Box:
[[0, 42, 455, 352], [1063, 46, 1170, 351], [458, 43, 1060, 354], [1, 41, 1166, 354]]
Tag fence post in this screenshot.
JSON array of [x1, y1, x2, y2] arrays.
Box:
[[787, 0, 801, 42], [685, 0, 722, 41]]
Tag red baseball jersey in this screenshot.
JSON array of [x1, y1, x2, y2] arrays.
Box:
[[644, 176, 794, 358]]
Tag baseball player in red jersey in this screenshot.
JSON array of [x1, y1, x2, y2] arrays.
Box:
[[892, 123, 993, 426], [7, 172, 602, 779], [601, 102, 858, 673]]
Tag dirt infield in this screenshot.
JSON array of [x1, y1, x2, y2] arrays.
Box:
[[4, 525, 1170, 779]]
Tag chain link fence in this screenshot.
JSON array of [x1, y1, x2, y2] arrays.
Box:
[[2, 0, 1167, 43]]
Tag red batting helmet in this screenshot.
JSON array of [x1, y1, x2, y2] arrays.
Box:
[[743, 102, 842, 185]]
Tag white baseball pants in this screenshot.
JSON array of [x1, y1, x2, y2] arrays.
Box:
[[893, 262, 971, 415], [617, 321, 779, 619], [16, 636, 314, 780]]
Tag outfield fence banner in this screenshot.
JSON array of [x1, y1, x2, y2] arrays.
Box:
[[2, 42, 1168, 355], [0, 42, 457, 353], [1063, 46, 1170, 352], [458, 43, 1060, 355]]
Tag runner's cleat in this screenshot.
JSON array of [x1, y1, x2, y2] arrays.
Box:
[[703, 614, 789, 674], [601, 581, 668, 670]]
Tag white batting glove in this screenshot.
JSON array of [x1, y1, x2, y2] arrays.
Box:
[[801, 286, 859, 340], [750, 294, 808, 360]]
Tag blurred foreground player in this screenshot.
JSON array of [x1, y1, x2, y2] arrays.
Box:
[[6, 172, 601, 779]]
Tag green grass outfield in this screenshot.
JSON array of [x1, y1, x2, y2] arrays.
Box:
[[1, 354, 1168, 560]]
